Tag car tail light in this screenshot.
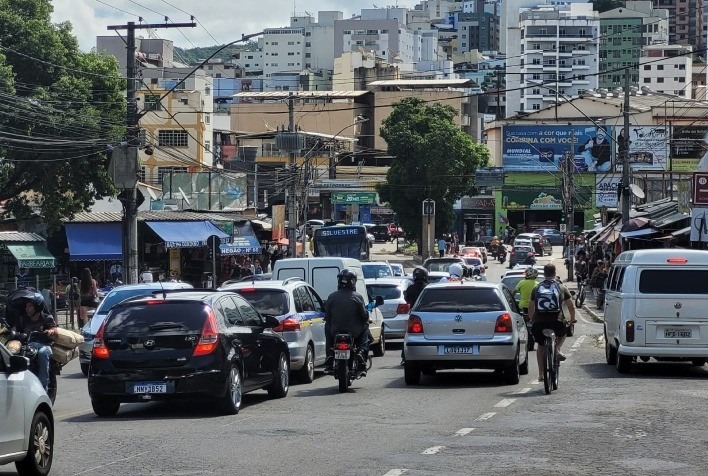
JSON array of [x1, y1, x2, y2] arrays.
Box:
[[273, 316, 300, 332], [146, 300, 164, 305], [92, 320, 110, 359], [495, 313, 513, 333], [667, 258, 687, 264], [239, 288, 256, 292], [407, 314, 424, 334], [397, 303, 411, 314], [193, 308, 220, 356], [626, 320, 635, 342]]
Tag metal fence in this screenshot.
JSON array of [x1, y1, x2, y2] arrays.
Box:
[[0, 275, 80, 330]]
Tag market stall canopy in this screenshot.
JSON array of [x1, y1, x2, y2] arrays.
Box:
[[65, 223, 122, 261], [620, 228, 659, 238], [219, 221, 262, 255], [146, 221, 230, 249], [6, 243, 55, 269]]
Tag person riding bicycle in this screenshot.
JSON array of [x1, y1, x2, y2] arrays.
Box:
[[528, 264, 575, 381], [439, 263, 464, 282], [401, 267, 429, 365], [324, 269, 370, 375], [10, 292, 56, 390], [513, 266, 538, 317], [574, 254, 588, 284]]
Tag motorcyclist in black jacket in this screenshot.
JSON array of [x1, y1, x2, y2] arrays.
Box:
[[401, 267, 428, 365], [10, 292, 56, 389], [324, 269, 370, 374]]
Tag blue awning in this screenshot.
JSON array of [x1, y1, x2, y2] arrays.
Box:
[[219, 221, 262, 255], [65, 223, 123, 261], [146, 221, 230, 249]]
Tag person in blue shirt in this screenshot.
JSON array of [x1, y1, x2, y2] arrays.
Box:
[[438, 238, 446, 257]]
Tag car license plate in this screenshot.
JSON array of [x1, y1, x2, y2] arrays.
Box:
[[334, 350, 350, 360], [664, 328, 692, 339], [444, 345, 479, 355], [132, 382, 167, 394]]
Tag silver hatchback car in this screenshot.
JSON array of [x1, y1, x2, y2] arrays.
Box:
[[365, 278, 413, 339], [403, 282, 529, 385]]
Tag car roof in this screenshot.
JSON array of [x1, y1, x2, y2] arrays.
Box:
[[106, 282, 193, 293], [220, 279, 308, 291], [362, 261, 390, 266], [423, 281, 501, 290], [365, 277, 411, 286], [427, 271, 450, 276]]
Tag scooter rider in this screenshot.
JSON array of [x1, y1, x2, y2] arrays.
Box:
[[10, 292, 56, 390], [440, 263, 464, 282], [401, 267, 429, 365], [324, 269, 370, 374]]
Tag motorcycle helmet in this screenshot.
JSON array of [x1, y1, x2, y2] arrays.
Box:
[[337, 269, 358, 290], [412, 267, 429, 283], [525, 266, 538, 279], [448, 263, 464, 278], [25, 292, 45, 314]]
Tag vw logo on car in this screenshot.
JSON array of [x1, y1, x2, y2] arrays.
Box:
[[454, 315, 463, 322]]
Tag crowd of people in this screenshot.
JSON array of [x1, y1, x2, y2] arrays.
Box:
[[569, 236, 616, 310]]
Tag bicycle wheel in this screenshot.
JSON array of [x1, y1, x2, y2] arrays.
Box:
[[578, 284, 586, 307], [543, 338, 553, 395], [552, 351, 560, 391]]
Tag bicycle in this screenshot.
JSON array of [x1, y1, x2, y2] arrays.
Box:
[[542, 329, 560, 395], [575, 278, 587, 308]]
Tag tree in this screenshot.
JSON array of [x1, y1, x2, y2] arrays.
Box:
[[0, 0, 125, 230], [377, 97, 490, 244]]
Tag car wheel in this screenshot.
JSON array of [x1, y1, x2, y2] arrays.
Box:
[[267, 352, 289, 398], [691, 358, 706, 366], [298, 345, 315, 383], [220, 365, 242, 415], [80, 362, 90, 377], [404, 362, 421, 385], [604, 330, 617, 365], [372, 331, 386, 357], [519, 346, 529, 375], [15, 410, 53, 476], [91, 398, 120, 417], [616, 352, 632, 374], [504, 350, 521, 385]]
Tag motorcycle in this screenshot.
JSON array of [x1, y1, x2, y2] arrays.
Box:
[[332, 332, 372, 393], [497, 246, 507, 264]]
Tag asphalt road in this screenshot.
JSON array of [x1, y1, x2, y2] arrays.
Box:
[[6, 244, 708, 475]]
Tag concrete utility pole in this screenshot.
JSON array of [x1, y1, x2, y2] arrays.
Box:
[[621, 69, 631, 243], [108, 20, 196, 284], [288, 94, 298, 257], [563, 130, 575, 281]]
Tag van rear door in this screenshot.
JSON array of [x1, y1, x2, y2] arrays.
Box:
[[635, 268, 708, 346]]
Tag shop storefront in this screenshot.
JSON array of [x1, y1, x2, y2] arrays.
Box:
[[219, 221, 263, 282], [0, 232, 57, 290], [332, 192, 378, 224], [454, 196, 496, 242], [64, 222, 124, 286]]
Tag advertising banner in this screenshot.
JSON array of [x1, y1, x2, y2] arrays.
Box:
[[596, 174, 622, 207], [502, 125, 613, 172], [693, 173, 708, 206], [672, 125, 708, 172], [475, 167, 505, 186], [272, 204, 286, 240], [502, 186, 593, 210], [331, 192, 377, 205], [615, 126, 668, 171]]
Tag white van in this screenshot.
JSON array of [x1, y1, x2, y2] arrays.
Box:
[[272, 257, 386, 356], [604, 249, 708, 373]]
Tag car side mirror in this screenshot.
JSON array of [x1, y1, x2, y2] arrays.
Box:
[[9, 355, 29, 373], [263, 314, 281, 328], [375, 296, 384, 307]]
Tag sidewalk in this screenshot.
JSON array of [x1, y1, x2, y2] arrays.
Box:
[[582, 299, 605, 322]]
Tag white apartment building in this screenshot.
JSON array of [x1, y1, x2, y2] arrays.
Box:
[[639, 44, 693, 98], [506, 2, 599, 116]]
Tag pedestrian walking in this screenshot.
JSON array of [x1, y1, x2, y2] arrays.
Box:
[[79, 268, 99, 328], [438, 237, 446, 258], [65, 277, 81, 328]]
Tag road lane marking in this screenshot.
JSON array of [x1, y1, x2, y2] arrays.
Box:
[[571, 335, 587, 348], [528, 379, 541, 385], [475, 412, 497, 421], [383, 470, 408, 476], [455, 428, 475, 436], [421, 446, 445, 455], [56, 408, 94, 420], [494, 398, 516, 408], [516, 387, 532, 394]]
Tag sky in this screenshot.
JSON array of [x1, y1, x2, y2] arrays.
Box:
[[51, 0, 418, 52]]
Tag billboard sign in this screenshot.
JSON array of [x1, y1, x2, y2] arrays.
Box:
[[475, 167, 505, 186], [502, 125, 613, 172], [596, 174, 622, 207], [693, 173, 708, 206], [615, 126, 668, 171], [672, 125, 708, 172]]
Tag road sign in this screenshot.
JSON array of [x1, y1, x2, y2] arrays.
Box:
[[422, 199, 435, 216], [559, 224, 567, 233], [693, 173, 708, 206]]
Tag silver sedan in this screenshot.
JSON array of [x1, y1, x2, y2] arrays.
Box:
[[403, 282, 529, 385], [365, 278, 413, 339]]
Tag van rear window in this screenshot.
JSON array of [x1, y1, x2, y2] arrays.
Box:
[[639, 270, 708, 294]]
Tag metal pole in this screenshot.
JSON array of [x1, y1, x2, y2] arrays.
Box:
[[253, 162, 258, 208], [287, 94, 298, 257], [123, 22, 139, 285], [208, 170, 212, 210], [668, 120, 673, 200], [211, 235, 217, 289], [621, 70, 631, 247]]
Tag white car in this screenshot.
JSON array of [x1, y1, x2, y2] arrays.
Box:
[[362, 261, 394, 279], [366, 278, 413, 339], [0, 341, 54, 475]]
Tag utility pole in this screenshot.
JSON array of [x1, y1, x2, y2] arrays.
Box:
[[495, 71, 502, 120], [621, 69, 631, 246], [288, 94, 298, 257], [108, 20, 196, 284], [563, 130, 575, 281]]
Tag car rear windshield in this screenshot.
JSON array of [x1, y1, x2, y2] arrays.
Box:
[[105, 302, 208, 333], [99, 288, 157, 313], [233, 289, 290, 315], [639, 270, 708, 294], [366, 285, 401, 300], [464, 258, 482, 266], [415, 288, 504, 312], [425, 261, 456, 272], [363, 265, 393, 279]]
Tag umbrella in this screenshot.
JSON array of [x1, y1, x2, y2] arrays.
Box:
[[620, 217, 650, 233]]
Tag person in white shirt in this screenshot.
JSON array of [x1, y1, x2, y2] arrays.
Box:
[[140, 266, 153, 283]]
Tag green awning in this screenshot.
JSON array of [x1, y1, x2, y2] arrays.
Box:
[[7, 243, 56, 269]]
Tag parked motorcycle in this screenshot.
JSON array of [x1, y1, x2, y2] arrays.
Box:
[[332, 332, 372, 393]]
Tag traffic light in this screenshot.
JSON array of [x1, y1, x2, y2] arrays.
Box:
[[560, 215, 566, 223]]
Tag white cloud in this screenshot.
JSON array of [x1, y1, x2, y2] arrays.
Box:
[[51, 0, 418, 51]]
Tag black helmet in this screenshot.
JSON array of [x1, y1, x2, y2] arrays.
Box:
[[412, 267, 429, 283], [337, 269, 357, 290], [25, 292, 45, 313]]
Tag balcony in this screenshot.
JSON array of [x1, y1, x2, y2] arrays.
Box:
[[524, 63, 544, 69], [542, 50, 558, 56]]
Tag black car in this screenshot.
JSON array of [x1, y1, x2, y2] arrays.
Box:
[[509, 245, 535, 267], [88, 290, 290, 417], [536, 228, 564, 246], [370, 225, 391, 242]]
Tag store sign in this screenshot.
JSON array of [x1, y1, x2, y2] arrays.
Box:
[[460, 196, 496, 209], [596, 174, 622, 207], [502, 188, 563, 210], [310, 180, 375, 190], [331, 192, 377, 205], [615, 126, 668, 171], [370, 206, 393, 215], [475, 167, 505, 186], [672, 125, 708, 172], [17, 259, 55, 269], [693, 173, 708, 206]]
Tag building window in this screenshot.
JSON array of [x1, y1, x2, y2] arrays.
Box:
[[644, 65, 651, 70], [532, 103, 540, 110], [158, 130, 188, 148], [204, 113, 210, 125], [204, 140, 211, 153], [288, 52, 295, 56], [288, 41, 295, 45], [205, 86, 211, 96], [143, 94, 162, 111], [657, 65, 664, 70], [657, 77, 664, 83], [305, 53, 311, 58], [305, 42, 311, 47]]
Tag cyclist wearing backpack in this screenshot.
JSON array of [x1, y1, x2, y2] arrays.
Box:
[[528, 264, 575, 381]]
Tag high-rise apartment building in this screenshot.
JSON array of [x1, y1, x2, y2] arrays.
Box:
[[640, 44, 693, 98], [653, 0, 704, 51]]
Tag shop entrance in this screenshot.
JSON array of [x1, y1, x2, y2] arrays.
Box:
[[463, 212, 494, 243]]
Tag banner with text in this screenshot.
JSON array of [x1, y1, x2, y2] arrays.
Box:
[[615, 126, 668, 171], [672, 125, 708, 172], [596, 174, 622, 207]]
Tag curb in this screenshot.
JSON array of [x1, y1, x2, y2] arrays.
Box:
[[582, 304, 604, 323]]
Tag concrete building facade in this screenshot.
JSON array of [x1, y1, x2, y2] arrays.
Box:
[[639, 44, 693, 97]]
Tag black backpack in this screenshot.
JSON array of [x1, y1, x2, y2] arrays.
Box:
[[535, 279, 562, 314]]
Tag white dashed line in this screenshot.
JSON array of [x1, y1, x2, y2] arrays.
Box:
[[383, 470, 408, 476], [494, 398, 516, 408], [455, 428, 475, 436], [421, 446, 445, 455], [516, 387, 532, 394], [475, 412, 497, 421], [528, 379, 541, 385], [571, 335, 587, 348]]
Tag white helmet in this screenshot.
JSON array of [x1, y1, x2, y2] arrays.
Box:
[[449, 263, 464, 278]]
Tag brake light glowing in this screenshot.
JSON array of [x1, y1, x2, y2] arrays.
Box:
[[146, 300, 164, 305], [336, 341, 350, 350], [495, 313, 513, 333], [626, 320, 635, 342], [92, 321, 110, 359], [239, 288, 256, 293], [273, 317, 300, 332], [667, 258, 687, 264], [397, 303, 411, 314], [193, 308, 219, 356], [407, 314, 424, 334]]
